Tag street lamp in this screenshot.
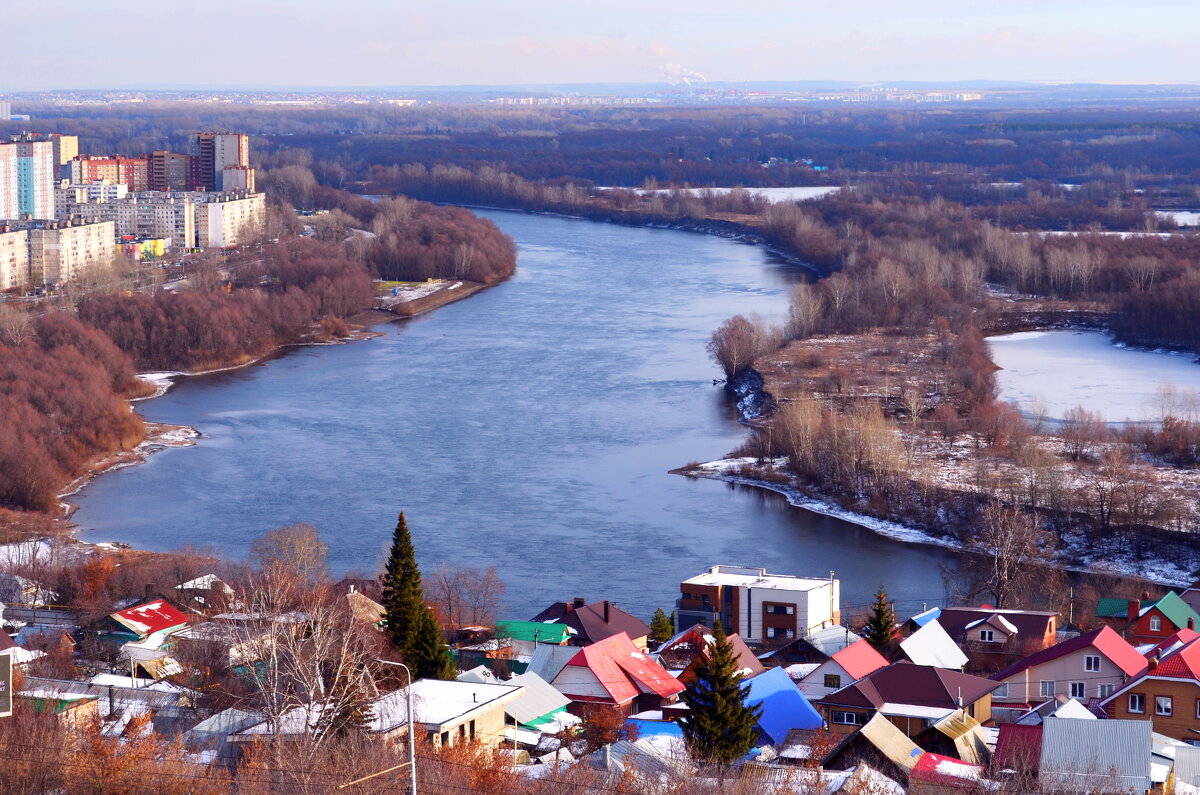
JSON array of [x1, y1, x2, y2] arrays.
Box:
[[337, 659, 417, 794]]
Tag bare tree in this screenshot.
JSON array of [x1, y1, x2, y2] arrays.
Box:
[[1060, 405, 1108, 462], [951, 502, 1054, 609], [0, 303, 35, 346]]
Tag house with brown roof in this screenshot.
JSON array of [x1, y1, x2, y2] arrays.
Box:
[[934, 607, 1058, 673], [814, 661, 1002, 737], [1101, 629, 1200, 743], [549, 632, 684, 718], [988, 625, 1146, 720], [797, 639, 889, 700], [530, 598, 651, 651], [653, 624, 764, 685]]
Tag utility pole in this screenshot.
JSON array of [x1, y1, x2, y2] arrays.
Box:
[[341, 660, 417, 795]]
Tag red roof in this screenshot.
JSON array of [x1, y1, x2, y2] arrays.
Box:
[[830, 639, 889, 681], [110, 600, 190, 637], [991, 625, 1146, 682], [562, 632, 684, 703], [910, 752, 984, 788], [994, 724, 1043, 774], [1152, 635, 1200, 679], [1143, 628, 1200, 662]]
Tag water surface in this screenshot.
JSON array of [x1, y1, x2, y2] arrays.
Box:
[[71, 211, 956, 619], [990, 330, 1200, 422]]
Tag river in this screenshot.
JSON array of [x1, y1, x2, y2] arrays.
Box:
[[69, 211, 957, 621]]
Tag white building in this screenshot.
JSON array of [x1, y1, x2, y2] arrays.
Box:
[[0, 102, 10, 122], [675, 565, 841, 643], [0, 218, 116, 287], [62, 189, 263, 250], [195, 192, 264, 248], [0, 145, 16, 219], [13, 141, 55, 219], [54, 180, 128, 218]]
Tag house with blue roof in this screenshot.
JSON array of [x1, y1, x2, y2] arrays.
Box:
[[743, 666, 825, 746]]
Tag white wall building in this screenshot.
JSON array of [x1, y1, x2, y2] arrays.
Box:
[[0, 226, 31, 290], [676, 565, 841, 644], [0, 145, 16, 220], [0, 218, 116, 288], [195, 192, 264, 248], [14, 141, 55, 219], [54, 181, 128, 218]]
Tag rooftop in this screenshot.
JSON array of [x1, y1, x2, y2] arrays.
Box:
[[681, 565, 835, 591]]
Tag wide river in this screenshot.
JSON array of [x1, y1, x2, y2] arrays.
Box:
[[70, 211, 957, 621]]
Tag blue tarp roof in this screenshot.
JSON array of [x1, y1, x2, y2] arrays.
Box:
[[743, 666, 824, 744]]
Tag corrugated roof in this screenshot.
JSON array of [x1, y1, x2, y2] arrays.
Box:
[[818, 662, 1000, 712], [806, 625, 861, 656], [1148, 591, 1200, 631], [937, 607, 1056, 641], [1096, 597, 1145, 618], [910, 752, 983, 787], [530, 600, 650, 645], [527, 643, 578, 683], [858, 713, 924, 774], [994, 723, 1042, 773], [992, 625, 1146, 682], [496, 620, 571, 645], [506, 672, 571, 726], [110, 600, 189, 638], [1038, 718, 1152, 793], [831, 639, 889, 681], [932, 709, 990, 766], [899, 620, 968, 669], [558, 633, 683, 703]]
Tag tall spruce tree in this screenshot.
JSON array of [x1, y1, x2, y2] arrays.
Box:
[[863, 584, 896, 652], [679, 622, 762, 769], [379, 512, 456, 680]]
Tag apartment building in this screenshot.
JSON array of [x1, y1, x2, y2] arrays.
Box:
[[69, 156, 150, 192], [0, 140, 58, 219], [0, 218, 116, 287], [54, 181, 128, 217], [195, 191, 265, 248], [149, 150, 199, 192], [190, 132, 251, 192], [675, 565, 841, 643], [0, 145, 16, 219]]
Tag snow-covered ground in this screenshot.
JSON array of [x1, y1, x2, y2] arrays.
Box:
[[1156, 209, 1200, 227], [682, 458, 1195, 587], [597, 186, 842, 202]]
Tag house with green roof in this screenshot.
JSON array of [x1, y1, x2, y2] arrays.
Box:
[[495, 620, 572, 658], [1096, 592, 1199, 644]]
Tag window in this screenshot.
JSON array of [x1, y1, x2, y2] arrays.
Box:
[[979, 629, 995, 642], [824, 674, 842, 689], [1040, 681, 1056, 698], [1070, 682, 1086, 699], [1150, 616, 1162, 632], [767, 627, 795, 639], [993, 682, 1009, 699], [767, 604, 794, 616], [469, 720, 476, 741], [831, 711, 868, 726], [1157, 696, 1173, 716], [1129, 693, 1145, 714], [1196, 699, 1200, 719], [1099, 684, 1115, 699], [1084, 655, 1101, 673]]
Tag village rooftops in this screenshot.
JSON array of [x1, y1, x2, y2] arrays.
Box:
[[109, 600, 190, 638], [530, 599, 650, 646], [818, 662, 1001, 711], [681, 565, 833, 592]]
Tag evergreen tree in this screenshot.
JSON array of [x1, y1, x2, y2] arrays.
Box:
[[380, 512, 423, 651], [379, 512, 457, 680], [650, 608, 674, 644], [863, 584, 896, 652], [678, 622, 762, 769]]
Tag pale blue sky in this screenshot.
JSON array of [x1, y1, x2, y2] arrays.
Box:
[[2, 1, 1196, 89]]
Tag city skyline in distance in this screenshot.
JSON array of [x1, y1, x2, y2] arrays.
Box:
[[1, 0, 1198, 91]]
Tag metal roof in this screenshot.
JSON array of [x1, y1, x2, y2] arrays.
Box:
[[898, 621, 968, 670], [527, 643, 579, 683], [496, 620, 571, 645], [1174, 745, 1200, 788], [1039, 718, 1152, 793], [505, 671, 571, 726]]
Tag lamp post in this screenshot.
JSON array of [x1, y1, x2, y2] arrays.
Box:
[[376, 660, 417, 795]]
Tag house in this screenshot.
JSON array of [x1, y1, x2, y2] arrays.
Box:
[[102, 600, 190, 643], [815, 662, 1002, 736], [527, 643, 579, 684], [346, 590, 386, 627], [896, 620, 968, 671], [796, 639, 889, 700], [1105, 592, 1200, 645], [20, 674, 197, 734], [1013, 696, 1099, 725], [0, 572, 57, 606], [1038, 717, 1152, 794], [530, 598, 651, 651], [743, 666, 825, 745], [17, 691, 100, 729], [549, 631, 684, 718], [586, 737, 692, 781], [652, 624, 764, 684], [235, 679, 525, 749], [459, 668, 578, 735], [494, 620, 572, 659], [759, 624, 863, 666], [674, 565, 840, 643], [174, 574, 235, 613], [173, 620, 268, 669], [988, 625, 1146, 719], [1101, 630, 1200, 743], [908, 751, 985, 792], [183, 708, 265, 766], [820, 712, 925, 782], [934, 607, 1058, 673], [912, 710, 992, 767]]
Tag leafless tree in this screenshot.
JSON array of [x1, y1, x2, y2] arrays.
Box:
[[1060, 405, 1108, 462]]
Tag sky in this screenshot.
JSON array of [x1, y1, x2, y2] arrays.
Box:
[[2, 0, 1197, 90]]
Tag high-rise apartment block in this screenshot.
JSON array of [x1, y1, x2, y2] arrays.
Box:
[[190, 133, 254, 192], [60, 189, 264, 250], [0, 145, 16, 219], [0, 140, 58, 219], [149, 150, 199, 192], [69, 155, 150, 193], [0, 102, 10, 122], [0, 218, 116, 289]]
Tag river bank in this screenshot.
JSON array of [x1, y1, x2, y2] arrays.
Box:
[[673, 458, 1192, 588]]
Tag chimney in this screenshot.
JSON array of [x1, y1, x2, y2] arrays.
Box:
[[1149, 653, 1160, 670], [571, 597, 586, 610], [604, 601, 611, 622], [1128, 599, 1140, 624]]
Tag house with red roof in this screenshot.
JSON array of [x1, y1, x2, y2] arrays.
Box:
[[797, 638, 889, 700], [988, 626, 1146, 720], [1101, 629, 1200, 743], [549, 632, 684, 718], [102, 600, 190, 641]]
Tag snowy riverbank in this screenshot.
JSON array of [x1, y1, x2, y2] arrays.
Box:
[[676, 458, 1194, 588]]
